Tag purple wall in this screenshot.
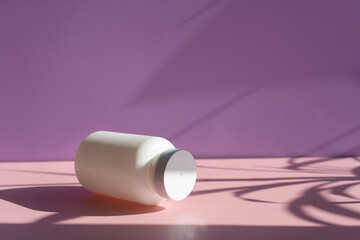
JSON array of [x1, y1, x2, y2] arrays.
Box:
[[1, 0, 360, 161]]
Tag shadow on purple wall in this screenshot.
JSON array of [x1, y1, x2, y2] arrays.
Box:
[[124, 0, 360, 157], [1, 0, 360, 160]]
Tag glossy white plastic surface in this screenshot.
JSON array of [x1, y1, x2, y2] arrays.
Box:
[[75, 131, 176, 205]]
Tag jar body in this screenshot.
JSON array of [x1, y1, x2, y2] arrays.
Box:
[[75, 131, 175, 205]]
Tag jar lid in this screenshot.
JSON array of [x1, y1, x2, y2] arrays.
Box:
[[154, 149, 197, 201]]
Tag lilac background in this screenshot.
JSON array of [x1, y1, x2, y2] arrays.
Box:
[[1, 0, 360, 161]]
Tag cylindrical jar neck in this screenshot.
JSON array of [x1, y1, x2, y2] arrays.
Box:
[[152, 149, 180, 198]]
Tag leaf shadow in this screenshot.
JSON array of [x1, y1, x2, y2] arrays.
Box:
[[193, 157, 360, 226]]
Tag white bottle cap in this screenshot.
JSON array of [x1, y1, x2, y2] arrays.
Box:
[[154, 149, 197, 201]]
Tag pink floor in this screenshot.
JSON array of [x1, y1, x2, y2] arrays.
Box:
[[1, 157, 359, 239]]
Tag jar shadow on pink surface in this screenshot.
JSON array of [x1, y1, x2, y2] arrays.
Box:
[[0, 186, 164, 224]]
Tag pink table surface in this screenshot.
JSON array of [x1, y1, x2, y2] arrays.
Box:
[[1, 157, 359, 239]]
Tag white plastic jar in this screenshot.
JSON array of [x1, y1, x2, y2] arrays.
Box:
[[75, 131, 197, 205]]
